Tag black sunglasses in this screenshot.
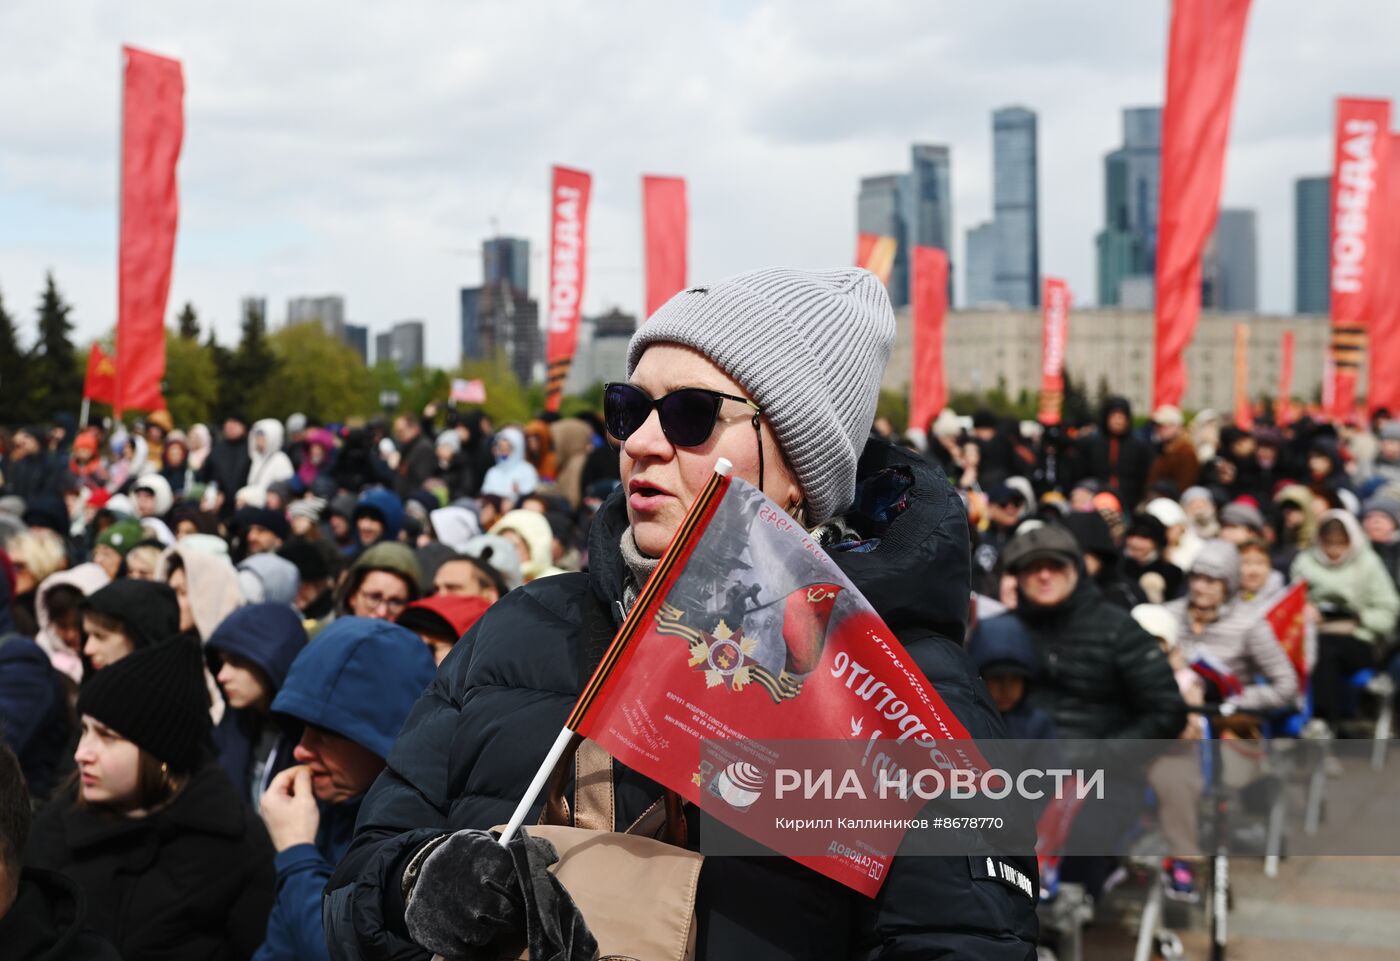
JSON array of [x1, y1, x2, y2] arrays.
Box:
[[604, 382, 766, 485]]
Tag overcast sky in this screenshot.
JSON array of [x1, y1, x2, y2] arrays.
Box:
[[3, 0, 1400, 365]]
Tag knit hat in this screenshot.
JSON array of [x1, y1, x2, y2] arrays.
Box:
[[76, 639, 210, 771], [338, 542, 423, 614], [1362, 496, 1400, 529], [96, 519, 145, 556], [627, 267, 895, 524], [435, 430, 462, 453], [287, 497, 326, 524], [1219, 502, 1266, 533], [1144, 497, 1188, 530], [81, 580, 180, 650], [237, 506, 290, 541], [1189, 539, 1241, 595], [278, 537, 332, 583], [1181, 486, 1214, 507]]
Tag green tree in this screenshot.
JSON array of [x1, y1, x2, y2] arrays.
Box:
[[205, 328, 236, 420], [875, 389, 910, 432], [30, 272, 82, 419], [559, 381, 606, 419], [0, 284, 33, 423], [224, 300, 277, 417], [1061, 367, 1094, 428], [164, 328, 218, 426], [257, 322, 372, 422], [176, 302, 200, 340]]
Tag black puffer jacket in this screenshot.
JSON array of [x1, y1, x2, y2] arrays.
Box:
[[325, 439, 1038, 960], [25, 763, 276, 961], [1080, 395, 1154, 511], [1014, 575, 1185, 740]]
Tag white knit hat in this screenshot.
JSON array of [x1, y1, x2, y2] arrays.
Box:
[[628, 267, 895, 524]]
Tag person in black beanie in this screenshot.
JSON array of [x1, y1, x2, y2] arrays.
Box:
[[78, 579, 180, 671], [24, 640, 275, 961]]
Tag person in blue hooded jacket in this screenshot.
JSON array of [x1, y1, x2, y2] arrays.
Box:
[[207, 604, 309, 805], [252, 616, 435, 961], [348, 488, 404, 558], [967, 614, 1058, 741], [0, 549, 69, 801]]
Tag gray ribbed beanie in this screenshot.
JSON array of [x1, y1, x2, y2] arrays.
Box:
[[627, 267, 895, 524]]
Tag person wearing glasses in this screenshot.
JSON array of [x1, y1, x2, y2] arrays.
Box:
[[326, 268, 1039, 960], [333, 542, 422, 622]]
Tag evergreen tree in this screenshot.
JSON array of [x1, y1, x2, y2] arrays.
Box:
[[176, 302, 200, 340], [29, 272, 82, 419], [0, 285, 34, 423], [223, 300, 277, 418], [205, 327, 237, 421]]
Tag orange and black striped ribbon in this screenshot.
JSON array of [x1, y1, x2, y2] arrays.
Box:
[[566, 467, 732, 731]]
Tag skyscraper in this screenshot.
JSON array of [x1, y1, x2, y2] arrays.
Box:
[[483, 237, 530, 295], [343, 324, 368, 363], [991, 107, 1039, 307], [1095, 107, 1161, 306], [909, 144, 954, 303], [857, 174, 909, 307], [380, 321, 425, 375], [965, 222, 997, 306], [287, 295, 346, 337], [1202, 208, 1258, 312], [1295, 176, 1331, 315]]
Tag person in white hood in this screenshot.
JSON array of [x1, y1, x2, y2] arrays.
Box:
[[478, 426, 538, 502], [35, 562, 112, 686], [1146, 497, 1203, 572], [247, 418, 294, 491]]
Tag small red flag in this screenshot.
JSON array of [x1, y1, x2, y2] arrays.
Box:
[[1264, 581, 1309, 690], [568, 470, 983, 896], [83, 343, 117, 404]]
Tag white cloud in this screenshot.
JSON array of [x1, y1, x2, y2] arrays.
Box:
[[2, 0, 1400, 368]]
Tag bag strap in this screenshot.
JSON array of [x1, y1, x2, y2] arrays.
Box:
[[573, 738, 615, 832]]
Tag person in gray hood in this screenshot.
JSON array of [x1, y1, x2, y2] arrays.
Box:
[[237, 553, 302, 607], [1165, 539, 1299, 715]]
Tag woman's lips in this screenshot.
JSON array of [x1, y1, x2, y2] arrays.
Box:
[[80, 773, 98, 786], [629, 490, 673, 512]]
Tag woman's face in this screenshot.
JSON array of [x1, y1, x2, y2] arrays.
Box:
[[83, 616, 134, 670], [622, 344, 800, 558], [168, 566, 195, 634], [75, 715, 142, 807], [1321, 530, 1350, 563], [1239, 549, 1271, 595]]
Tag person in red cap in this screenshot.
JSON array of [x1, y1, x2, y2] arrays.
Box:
[[395, 595, 491, 665]]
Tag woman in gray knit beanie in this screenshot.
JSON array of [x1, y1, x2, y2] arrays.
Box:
[[618, 266, 895, 558], [326, 266, 1040, 961]]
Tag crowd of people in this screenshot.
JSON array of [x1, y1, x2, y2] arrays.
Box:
[[0, 267, 1396, 958]]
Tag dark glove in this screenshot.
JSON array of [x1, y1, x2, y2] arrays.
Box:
[[403, 828, 596, 961]]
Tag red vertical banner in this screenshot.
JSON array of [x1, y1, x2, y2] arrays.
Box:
[[83, 343, 117, 405], [1365, 132, 1400, 416], [1277, 330, 1295, 425], [1232, 323, 1253, 428], [908, 246, 949, 431], [1327, 97, 1391, 419], [855, 233, 899, 287], [1152, 0, 1253, 410], [643, 175, 687, 317], [544, 165, 592, 413], [1037, 278, 1071, 425], [117, 46, 183, 417]]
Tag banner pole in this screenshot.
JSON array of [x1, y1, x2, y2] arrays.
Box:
[[79, 397, 90, 429]]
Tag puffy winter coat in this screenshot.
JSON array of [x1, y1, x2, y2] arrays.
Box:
[[0, 633, 69, 801], [0, 867, 121, 961], [254, 617, 436, 961], [1014, 572, 1186, 741], [25, 763, 276, 961], [248, 420, 296, 491], [325, 439, 1040, 960], [1081, 396, 1154, 510], [1291, 509, 1400, 645]]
